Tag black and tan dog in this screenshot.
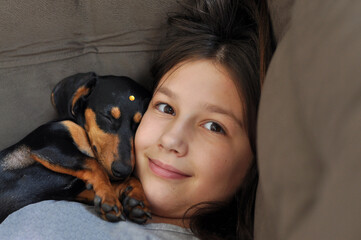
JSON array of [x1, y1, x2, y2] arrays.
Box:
[[0, 72, 151, 223]]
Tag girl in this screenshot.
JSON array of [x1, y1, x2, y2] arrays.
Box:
[[135, 0, 273, 239]]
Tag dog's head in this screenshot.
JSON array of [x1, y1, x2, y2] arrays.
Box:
[[52, 72, 150, 180]]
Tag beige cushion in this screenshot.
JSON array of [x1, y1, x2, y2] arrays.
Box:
[[256, 0, 361, 239], [0, 0, 179, 149]]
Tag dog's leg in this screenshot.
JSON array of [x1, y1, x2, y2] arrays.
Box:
[[31, 154, 124, 221], [27, 121, 124, 222], [75, 189, 95, 204]]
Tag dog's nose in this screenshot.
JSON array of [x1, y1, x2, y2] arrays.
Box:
[[111, 161, 132, 179]]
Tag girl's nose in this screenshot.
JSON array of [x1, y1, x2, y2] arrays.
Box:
[[158, 121, 188, 157]]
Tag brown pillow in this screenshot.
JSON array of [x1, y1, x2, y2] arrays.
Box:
[[255, 1, 361, 239]]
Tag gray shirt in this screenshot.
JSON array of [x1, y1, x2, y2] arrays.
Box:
[[0, 200, 198, 240]]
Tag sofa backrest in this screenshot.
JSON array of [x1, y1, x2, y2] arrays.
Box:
[[0, 0, 179, 149]]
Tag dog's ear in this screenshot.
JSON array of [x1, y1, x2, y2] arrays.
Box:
[[51, 72, 97, 120]]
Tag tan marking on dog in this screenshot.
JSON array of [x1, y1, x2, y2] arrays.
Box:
[[111, 107, 121, 119], [133, 112, 142, 123], [111, 177, 145, 202], [51, 92, 56, 107], [71, 86, 90, 115], [1, 146, 34, 170], [31, 154, 106, 186], [130, 137, 135, 169], [84, 108, 120, 178], [61, 121, 94, 158], [76, 189, 95, 204]]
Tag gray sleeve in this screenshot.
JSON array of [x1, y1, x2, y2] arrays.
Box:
[[0, 201, 197, 240]]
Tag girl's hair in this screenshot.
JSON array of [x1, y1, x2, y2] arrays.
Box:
[[151, 0, 275, 239]]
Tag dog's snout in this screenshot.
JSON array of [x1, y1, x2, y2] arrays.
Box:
[[111, 161, 132, 180]]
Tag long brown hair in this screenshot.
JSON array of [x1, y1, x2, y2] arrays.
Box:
[[151, 0, 274, 239]]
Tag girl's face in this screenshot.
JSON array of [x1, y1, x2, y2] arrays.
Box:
[[135, 59, 253, 220]]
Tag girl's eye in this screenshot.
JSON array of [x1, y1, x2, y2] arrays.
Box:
[[156, 103, 175, 115], [203, 122, 225, 134]]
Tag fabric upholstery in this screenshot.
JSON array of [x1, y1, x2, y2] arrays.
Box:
[[255, 1, 361, 239], [0, 0, 179, 149]]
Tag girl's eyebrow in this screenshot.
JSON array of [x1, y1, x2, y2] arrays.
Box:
[[155, 86, 177, 100]]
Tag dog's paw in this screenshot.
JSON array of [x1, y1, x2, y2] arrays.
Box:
[[94, 195, 125, 222], [90, 183, 125, 222], [121, 186, 151, 224]]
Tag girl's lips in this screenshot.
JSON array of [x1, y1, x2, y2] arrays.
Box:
[[148, 158, 191, 180]]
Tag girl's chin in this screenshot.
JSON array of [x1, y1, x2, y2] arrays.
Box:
[[143, 187, 188, 218], [138, 166, 195, 221]]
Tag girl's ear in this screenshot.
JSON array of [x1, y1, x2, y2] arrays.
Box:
[[51, 72, 98, 119]]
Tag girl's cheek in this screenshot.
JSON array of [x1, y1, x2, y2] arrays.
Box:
[[135, 111, 157, 148], [135, 113, 149, 147]]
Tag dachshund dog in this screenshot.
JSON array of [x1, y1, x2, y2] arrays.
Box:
[[0, 72, 151, 223]]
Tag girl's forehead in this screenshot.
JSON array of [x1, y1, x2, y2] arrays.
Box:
[[157, 59, 242, 100], [158, 59, 235, 89]]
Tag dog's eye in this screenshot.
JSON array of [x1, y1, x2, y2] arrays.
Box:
[[100, 113, 113, 124]]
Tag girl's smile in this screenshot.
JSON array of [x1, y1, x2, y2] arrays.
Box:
[[148, 157, 192, 180]]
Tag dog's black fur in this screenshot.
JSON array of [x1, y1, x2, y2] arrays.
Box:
[[0, 72, 151, 223]]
